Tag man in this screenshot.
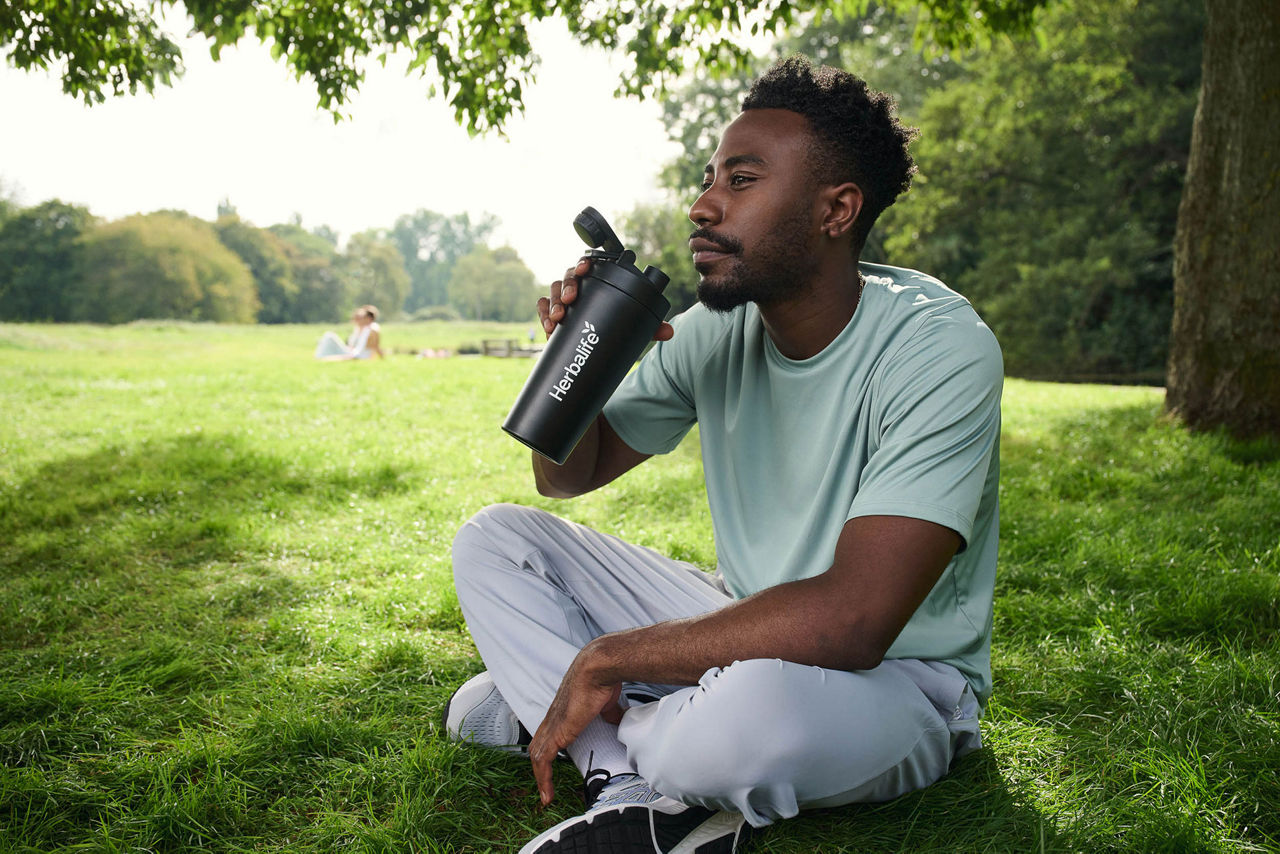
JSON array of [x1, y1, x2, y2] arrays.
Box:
[[448, 55, 1003, 854]]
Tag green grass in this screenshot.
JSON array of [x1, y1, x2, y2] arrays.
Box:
[[1, 321, 1276, 853]]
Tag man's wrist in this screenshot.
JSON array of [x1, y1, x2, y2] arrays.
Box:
[[580, 631, 631, 684]]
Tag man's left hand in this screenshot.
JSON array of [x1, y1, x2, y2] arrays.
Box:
[[528, 643, 623, 806]]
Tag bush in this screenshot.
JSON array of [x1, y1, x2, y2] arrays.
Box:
[[76, 213, 258, 324]]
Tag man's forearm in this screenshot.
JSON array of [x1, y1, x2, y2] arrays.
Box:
[[577, 514, 963, 686], [532, 415, 602, 498], [532, 415, 651, 499], [580, 572, 886, 688]]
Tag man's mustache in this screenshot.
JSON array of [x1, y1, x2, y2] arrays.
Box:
[[689, 228, 743, 254]]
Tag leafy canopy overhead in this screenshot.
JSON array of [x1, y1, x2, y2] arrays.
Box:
[[2, 0, 1045, 133]]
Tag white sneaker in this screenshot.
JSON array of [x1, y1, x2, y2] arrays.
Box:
[[443, 671, 531, 753], [518, 771, 752, 854]]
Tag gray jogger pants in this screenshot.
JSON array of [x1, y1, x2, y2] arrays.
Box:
[[451, 503, 981, 827]]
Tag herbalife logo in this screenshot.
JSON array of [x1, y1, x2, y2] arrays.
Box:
[[547, 321, 600, 401]]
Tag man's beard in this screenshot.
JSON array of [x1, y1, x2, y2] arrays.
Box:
[[694, 206, 819, 313]]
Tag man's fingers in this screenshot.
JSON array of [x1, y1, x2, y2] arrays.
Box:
[[538, 296, 554, 337], [544, 280, 564, 337], [541, 259, 592, 339], [527, 643, 620, 807], [561, 266, 580, 305], [531, 745, 556, 806]]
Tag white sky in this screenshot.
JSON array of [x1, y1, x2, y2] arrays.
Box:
[[0, 16, 702, 279]]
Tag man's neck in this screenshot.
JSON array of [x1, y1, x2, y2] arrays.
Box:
[[758, 261, 864, 361]]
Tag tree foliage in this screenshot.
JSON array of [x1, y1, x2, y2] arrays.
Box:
[[1, 0, 1043, 134], [343, 229, 410, 315], [267, 223, 348, 323], [447, 245, 538, 321], [215, 215, 298, 323], [0, 0, 181, 103], [0, 200, 96, 322], [389, 209, 498, 311], [76, 212, 258, 323], [633, 0, 1199, 381], [0, 200, 481, 324], [881, 0, 1202, 380], [0, 180, 20, 224]]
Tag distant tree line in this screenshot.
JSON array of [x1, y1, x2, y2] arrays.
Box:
[[0, 200, 539, 324], [619, 0, 1201, 384]]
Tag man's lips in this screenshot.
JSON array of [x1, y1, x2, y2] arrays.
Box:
[[689, 237, 735, 265]]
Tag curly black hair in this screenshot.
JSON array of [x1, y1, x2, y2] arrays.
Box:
[[742, 55, 918, 246]]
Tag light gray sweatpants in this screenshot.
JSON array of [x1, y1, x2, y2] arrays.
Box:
[[451, 503, 982, 827]]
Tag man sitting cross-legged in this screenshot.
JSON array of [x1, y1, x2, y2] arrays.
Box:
[[446, 55, 1003, 854]]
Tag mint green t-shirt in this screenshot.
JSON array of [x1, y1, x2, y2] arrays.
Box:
[[603, 263, 1003, 704]]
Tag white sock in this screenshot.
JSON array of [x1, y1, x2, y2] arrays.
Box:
[[566, 716, 632, 779]]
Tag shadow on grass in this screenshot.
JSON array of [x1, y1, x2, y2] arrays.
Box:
[[0, 431, 482, 834], [0, 433, 416, 646], [740, 748, 1083, 853], [0, 429, 473, 656]]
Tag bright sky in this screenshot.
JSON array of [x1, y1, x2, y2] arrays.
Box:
[[0, 16, 700, 279]]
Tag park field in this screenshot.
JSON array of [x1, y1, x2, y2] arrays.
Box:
[[1, 321, 1277, 853]]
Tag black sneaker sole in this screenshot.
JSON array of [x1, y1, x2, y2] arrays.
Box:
[[526, 804, 752, 854]]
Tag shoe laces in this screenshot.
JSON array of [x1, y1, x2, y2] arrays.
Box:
[[584, 770, 663, 810]]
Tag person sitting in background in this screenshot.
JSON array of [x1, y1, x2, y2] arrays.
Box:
[[315, 305, 385, 360]]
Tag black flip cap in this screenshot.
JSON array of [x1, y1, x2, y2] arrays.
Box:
[[574, 206, 625, 256]]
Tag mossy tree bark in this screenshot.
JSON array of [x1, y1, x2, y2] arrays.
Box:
[[1166, 0, 1280, 438]]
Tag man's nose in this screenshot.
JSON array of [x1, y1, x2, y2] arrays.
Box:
[[688, 188, 720, 227]]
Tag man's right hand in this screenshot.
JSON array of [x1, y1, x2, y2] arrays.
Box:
[[537, 258, 674, 341], [530, 258, 662, 498]]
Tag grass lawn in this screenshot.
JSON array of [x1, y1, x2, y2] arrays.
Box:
[[1, 321, 1276, 853]]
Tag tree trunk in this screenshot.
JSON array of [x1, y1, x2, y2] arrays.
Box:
[[1165, 0, 1280, 438]]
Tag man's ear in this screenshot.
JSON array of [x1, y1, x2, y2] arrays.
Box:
[[820, 182, 864, 240]]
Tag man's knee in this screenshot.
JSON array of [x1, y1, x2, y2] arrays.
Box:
[[629, 659, 813, 800], [627, 658, 958, 816], [451, 503, 536, 585]]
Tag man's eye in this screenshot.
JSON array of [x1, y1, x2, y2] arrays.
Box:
[[700, 179, 713, 191], [730, 174, 754, 186]]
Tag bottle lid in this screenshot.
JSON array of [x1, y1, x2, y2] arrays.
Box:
[[587, 258, 670, 319], [574, 207, 624, 257], [574, 206, 670, 318]]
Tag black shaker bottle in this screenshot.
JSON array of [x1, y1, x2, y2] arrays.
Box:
[[502, 206, 670, 464]]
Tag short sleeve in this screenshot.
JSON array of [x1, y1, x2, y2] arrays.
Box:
[[602, 310, 713, 455], [849, 312, 1003, 548]]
